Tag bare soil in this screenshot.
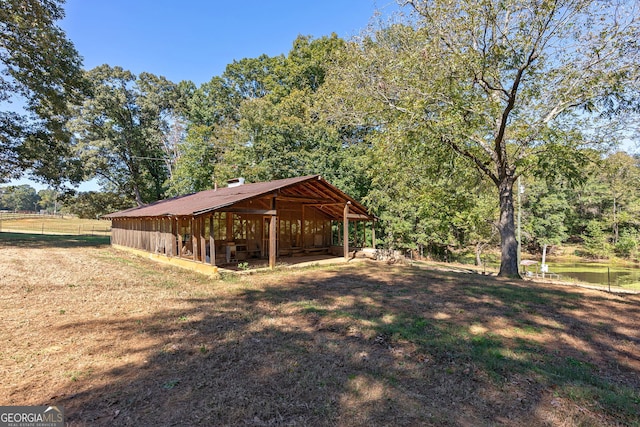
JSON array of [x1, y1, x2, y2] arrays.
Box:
[[1, 234, 638, 426]]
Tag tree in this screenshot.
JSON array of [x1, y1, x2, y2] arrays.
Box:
[[69, 65, 179, 205], [581, 219, 612, 259], [37, 188, 60, 214], [0, 0, 86, 183], [522, 177, 570, 273], [601, 152, 640, 244], [62, 191, 134, 219], [325, 0, 639, 277], [168, 35, 370, 198], [362, 121, 499, 261], [0, 184, 38, 211]]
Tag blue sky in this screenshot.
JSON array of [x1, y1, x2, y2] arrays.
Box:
[[11, 0, 399, 191], [62, 0, 396, 86]]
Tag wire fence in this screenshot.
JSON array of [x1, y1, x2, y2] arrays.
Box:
[[0, 213, 111, 236]]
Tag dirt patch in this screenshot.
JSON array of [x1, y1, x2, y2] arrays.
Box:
[[1, 235, 638, 426]]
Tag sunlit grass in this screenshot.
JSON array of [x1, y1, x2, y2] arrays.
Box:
[[0, 214, 111, 235], [1, 234, 638, 426]]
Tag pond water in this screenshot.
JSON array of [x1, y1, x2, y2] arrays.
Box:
[[543, 262, 640, 289]]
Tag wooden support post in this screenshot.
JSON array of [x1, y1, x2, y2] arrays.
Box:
[[199, 216, 206, 263], [301, 205, 306, 250], [269, 197, 277, 269], [343, 202, 350, 260], [226, 212, 233, 242], [177, 217, 183, 257], [165, 218, 171, 256], [191, 217, 197, 262], [209, 215, 216, 266], [372, 221, 376, 249]]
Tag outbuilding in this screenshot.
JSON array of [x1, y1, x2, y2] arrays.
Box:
[[103, 175, 376, 271]]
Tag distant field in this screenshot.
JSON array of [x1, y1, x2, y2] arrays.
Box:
[[0, 214, 111, 236]]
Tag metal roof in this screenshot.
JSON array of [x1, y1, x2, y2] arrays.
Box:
[[103, 175, 375, 220]]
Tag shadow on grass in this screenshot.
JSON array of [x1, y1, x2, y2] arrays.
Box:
[[39, 263, 640, 426], [0, 232, 110, 248]]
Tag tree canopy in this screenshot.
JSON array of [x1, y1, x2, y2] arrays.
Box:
[[4, 0, 640, 270], [69, 65, 179, 205], [0, 0, 86, 183], [323, 0, 640, 276]]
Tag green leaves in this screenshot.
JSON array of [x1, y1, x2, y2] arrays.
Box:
[[0, 0, 86, 183], [322, 0, 640, 273], [69, 65, 179, 204]]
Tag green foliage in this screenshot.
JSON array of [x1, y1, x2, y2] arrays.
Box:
[[69, 65, 179, 204], [167, 34, 369, 199], [6, 1, 634, 267], [322, 0, 639, 276], [522, 177, 570, 249], [62, 191, 135, 219], [0, 184, 38, 211], [37, 189, 60, 214], [580, 220, 612, 259], [0, 0, 87, 183], [614, 230, 639, 260]]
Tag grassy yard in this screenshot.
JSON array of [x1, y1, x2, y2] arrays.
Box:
[[0, 214, 111, 236], [1, 233, 639, 426]]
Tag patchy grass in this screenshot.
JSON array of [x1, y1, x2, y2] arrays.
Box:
[[1, 233, 639, 426], [0, 215, 111, 236], [0, 232, 110, 247]]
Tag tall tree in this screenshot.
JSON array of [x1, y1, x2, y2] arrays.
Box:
[[601, 152, 640, 244], [168, 35, 370, 198], [325, 0, 639, 277], [522, 177, 570, 270], [69, 65, 178, 205], [0, 0, 86, 184], [62, 191, 134, 219], [37, 188, 59, 214], [0, 184, 38, 211]]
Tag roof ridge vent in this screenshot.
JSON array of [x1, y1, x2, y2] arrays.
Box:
[[227, 177, 245, 188]]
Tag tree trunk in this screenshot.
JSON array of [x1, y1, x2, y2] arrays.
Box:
[[133, 184, 144, 207], [541, 243, 548, 279], [497, 178, 521, 278], [612, 197, 618, 244]]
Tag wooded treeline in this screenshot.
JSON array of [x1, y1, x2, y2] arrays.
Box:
[[2, 0, 639, 272]]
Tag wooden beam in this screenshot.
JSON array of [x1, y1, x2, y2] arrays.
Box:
[[301, 205, 305, 251], [343, 202, 350, 260], [177, 217, 183, 257], [167, 217, 174, 256], [200, 216, 206, 263], [276, 196, 335, 204], [269, 198, 277, 269], [305, 203, 345, 207], [226, 212, 233, 241], [191, 217, 197, 262], [222, 208, 277, 215], [209, 215, 216, 266], [347, 213, 371, 220]]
